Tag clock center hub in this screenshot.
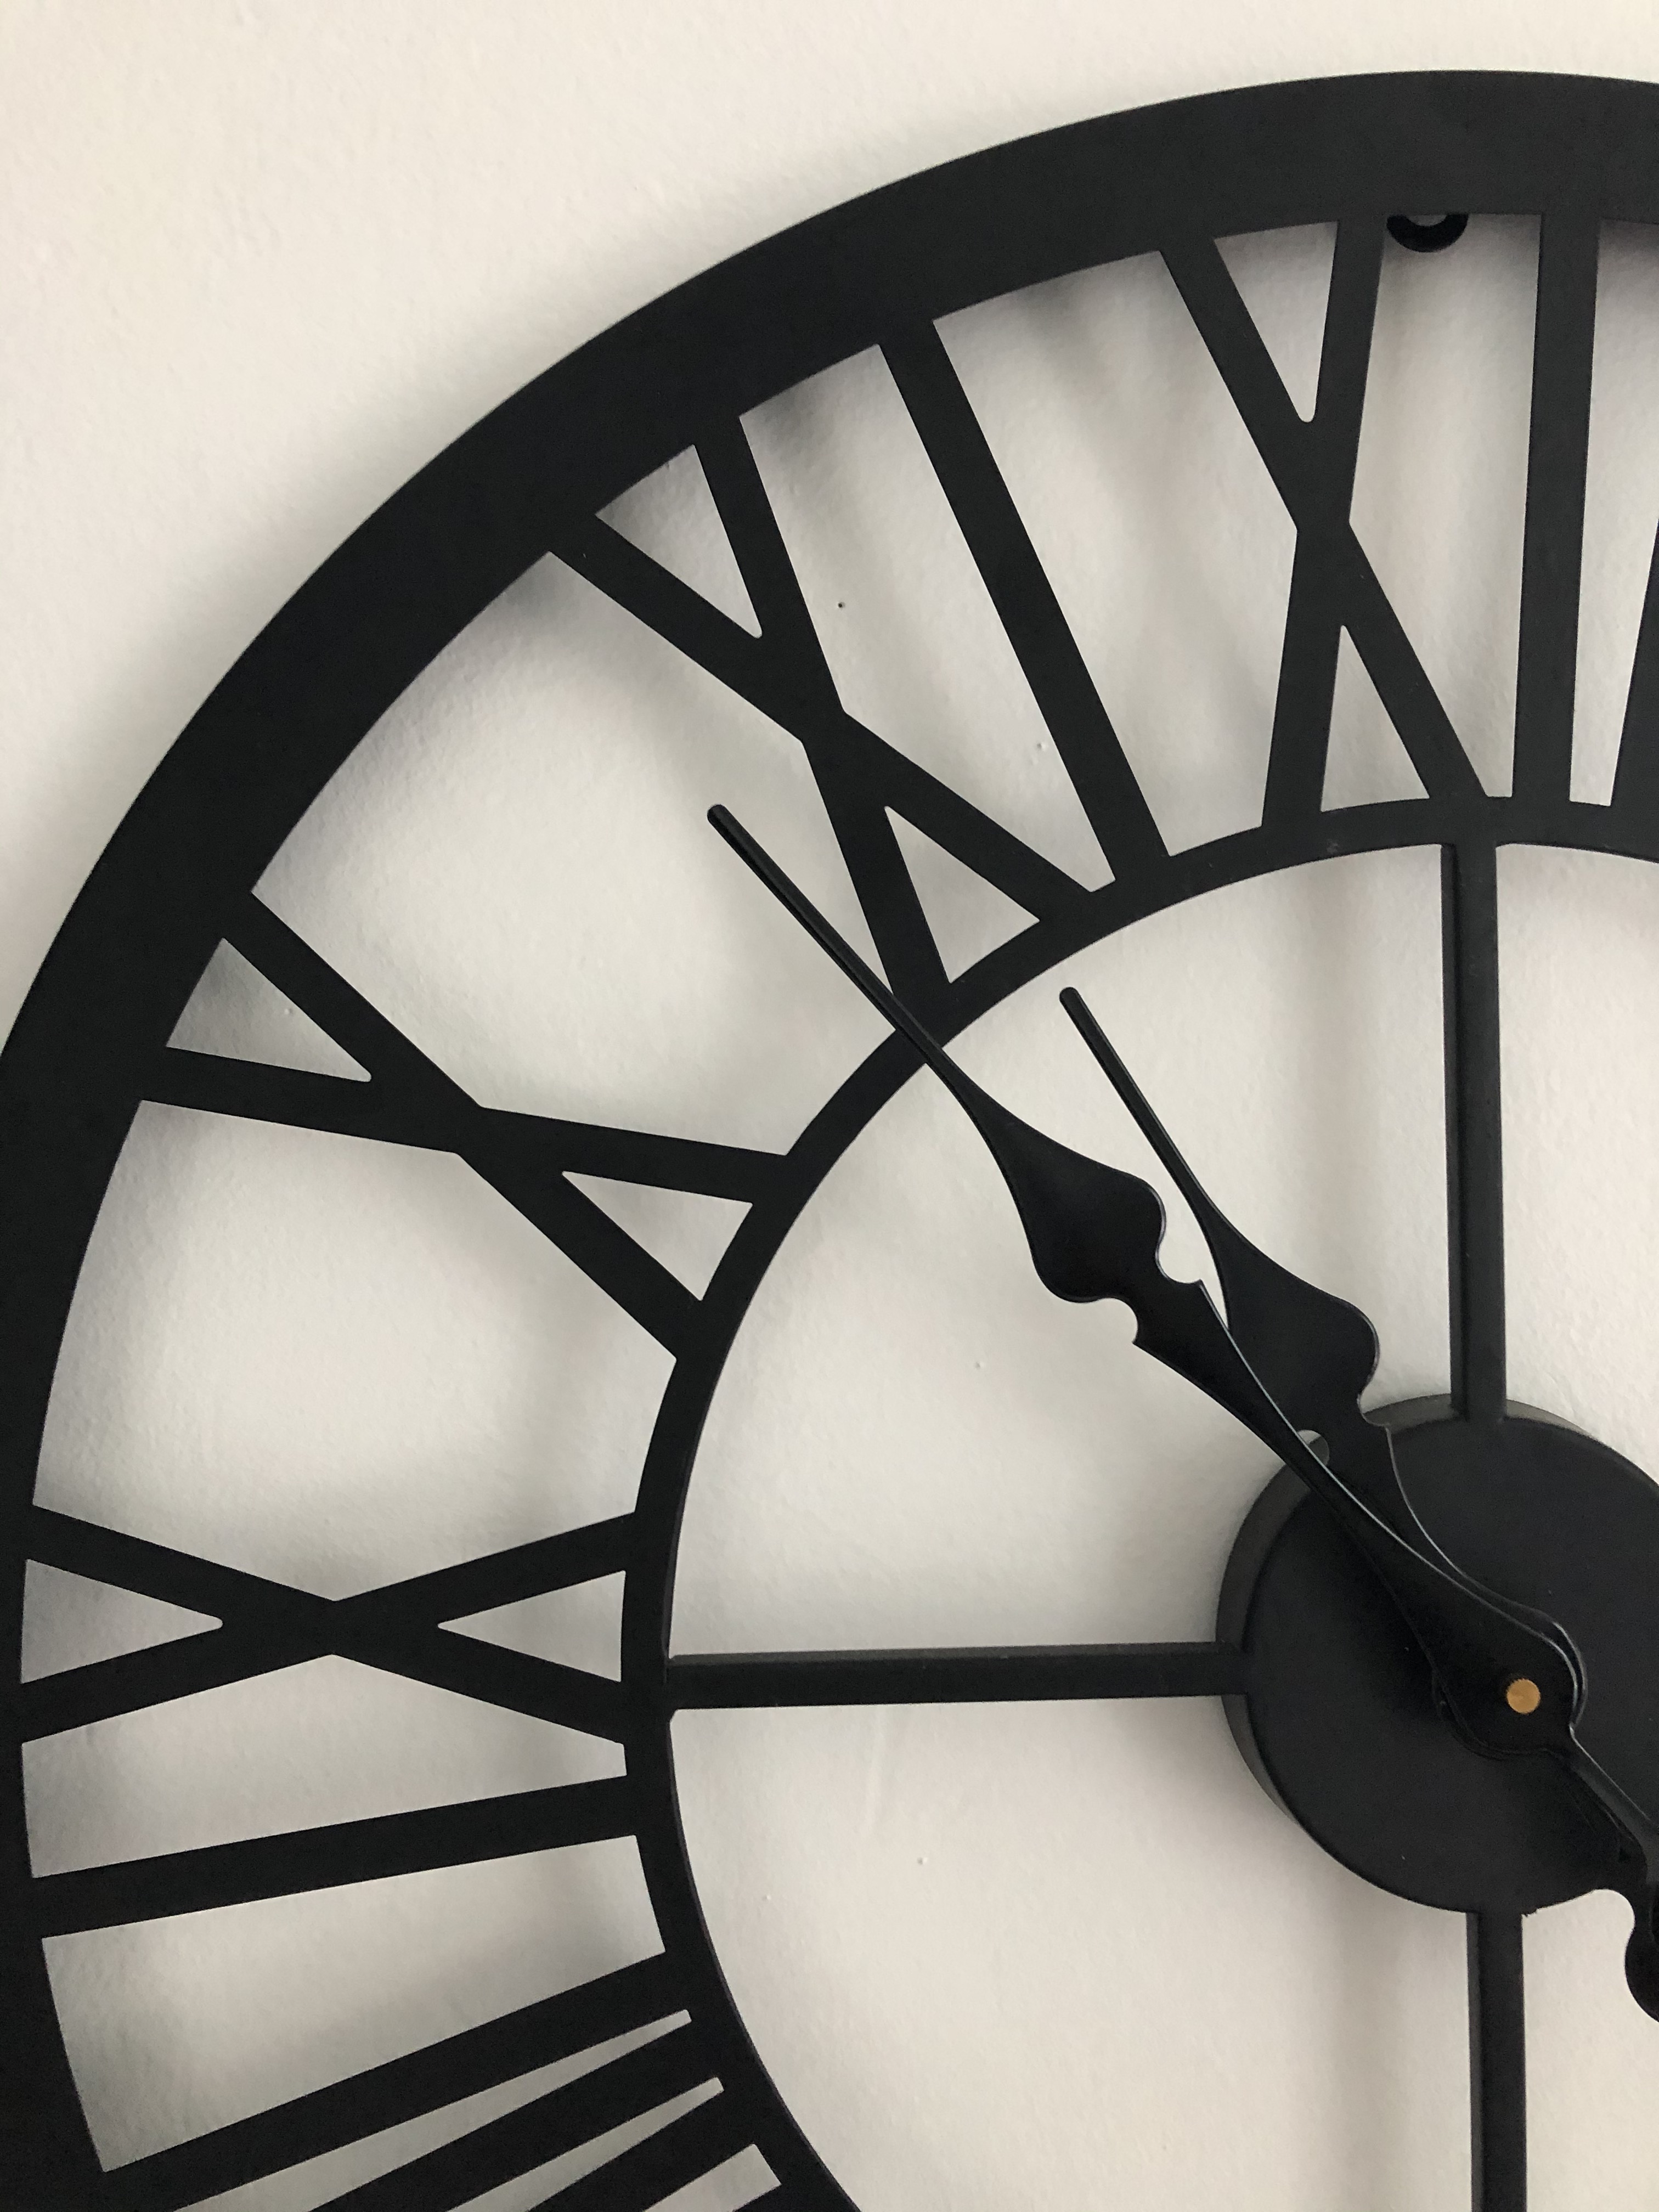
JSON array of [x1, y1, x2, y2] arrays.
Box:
[[1218, 1398, 1659, 1914]]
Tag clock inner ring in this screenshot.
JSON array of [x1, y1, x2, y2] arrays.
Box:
[[1218, 1398, 1659, 1915]]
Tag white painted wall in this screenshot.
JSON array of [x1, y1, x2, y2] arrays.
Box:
[[10, 6, 1659, 2208]]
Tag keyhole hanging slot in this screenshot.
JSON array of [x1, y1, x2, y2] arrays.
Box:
[[1387, 211, 1470, 252]]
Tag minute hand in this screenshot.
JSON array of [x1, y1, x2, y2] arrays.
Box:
[[1058, 986, 1418, 1550], [707, 804, 1581, 1757]]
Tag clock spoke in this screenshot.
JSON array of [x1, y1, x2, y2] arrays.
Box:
[[101, 1955, 682, 2212], [32, 1776, 636, 1935], [23, 1505, 633, 1741], [881, 320, 1168, 888], [1513, 212, 1600, 809], [1162, 229, 1485, 809], [666, 1641, 1248, 1709], [1261, 221, 1385, 828], [555, 494, 1093, 1023], [1467, 1909, 1527, 2212], [1441, 840, 1507, 1424]]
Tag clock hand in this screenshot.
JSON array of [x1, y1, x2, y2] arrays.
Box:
[[709, 803, 1313, 1394], [710, 804, 1659, 2001], [1058, 985, 1415, 1548], [709, 804, 1659, 2012], [706, 804, 1583, 1752], [1560, 1736, 1659, 2015], [1054, 983, 1659, 2003]]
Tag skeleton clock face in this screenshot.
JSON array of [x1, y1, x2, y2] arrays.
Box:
[[15, 66, 1659, 2212]]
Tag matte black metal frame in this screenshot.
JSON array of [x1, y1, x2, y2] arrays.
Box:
[[4, 69, 1654, 2212]]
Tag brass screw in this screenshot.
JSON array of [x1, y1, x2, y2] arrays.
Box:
[[1505, 1676, 1543, 1716]]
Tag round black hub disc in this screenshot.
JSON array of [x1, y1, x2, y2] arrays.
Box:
[[1218, 1400, 1659, 1912]]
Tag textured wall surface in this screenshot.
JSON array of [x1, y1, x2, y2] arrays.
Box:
[[9, 6, 1659, 2208]]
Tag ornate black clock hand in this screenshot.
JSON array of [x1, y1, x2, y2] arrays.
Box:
[[1560, 1737, 1659, 2014], [1058, 986, 1418, 1548], [1054, 984, 1659, 2005], [709, 803, 1659, 2019], [707, 804, 1581, 1730]]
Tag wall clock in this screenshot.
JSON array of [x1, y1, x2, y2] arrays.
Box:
[[8, 62, 1659, 2212]]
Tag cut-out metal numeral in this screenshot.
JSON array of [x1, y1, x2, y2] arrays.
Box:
[[103, 1955, 682, 2212], [22, 1506, 633, 1740], [1163, 228, 1486, 811], [694, 414, 956, 1012], [1513, 211, 1600, 808], [306, 2029, 733, 2212], [33, 1775, 636, 1935], [151, 895, 770, 1357], [556, 457, 1094, 1022], [882, 320, 1167, 886], [1260, 220, 1386, 825]]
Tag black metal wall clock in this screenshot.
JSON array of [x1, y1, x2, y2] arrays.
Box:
[[8, 65, 1659, 2212]]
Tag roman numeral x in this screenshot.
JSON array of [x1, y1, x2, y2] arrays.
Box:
[[21, 1504, 632, 1742], [1163, 221, 1486, 822]]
